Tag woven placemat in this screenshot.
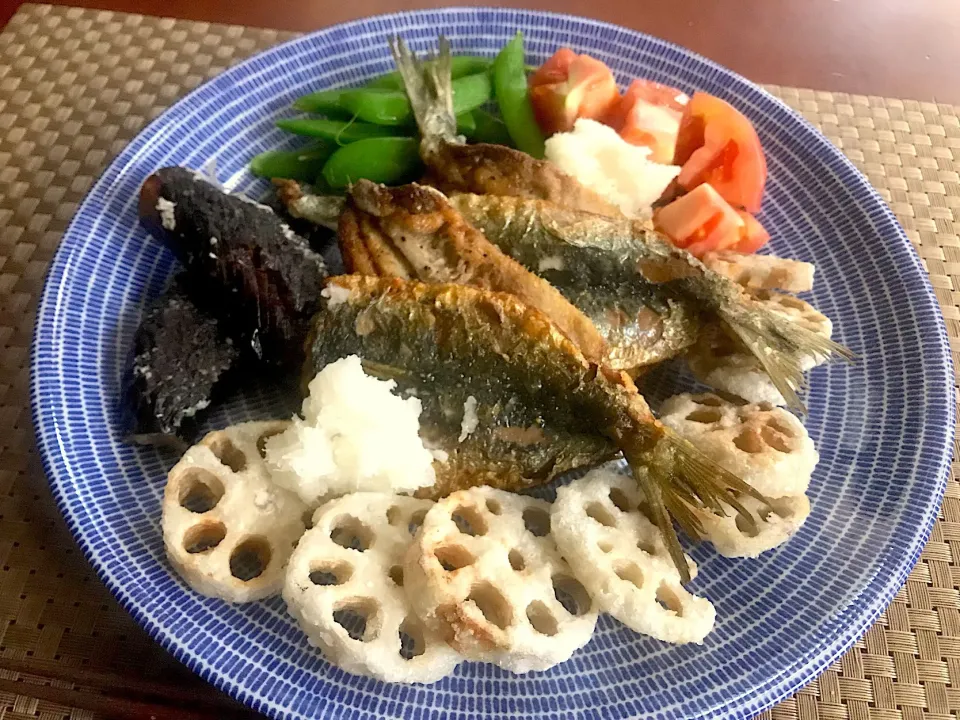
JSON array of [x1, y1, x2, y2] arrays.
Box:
[[0, 4, 957, 719]]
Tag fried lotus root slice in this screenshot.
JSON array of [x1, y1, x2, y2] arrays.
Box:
[[283, 493, 461, 683], [404, 486, 598, 673], [687, 292, 834, 406], [551, 466, 715, 644], [659, 393, 819, 498], [162, 421, 308, 602], [694, 493, 811, 558], [702, 251, 815, 293]]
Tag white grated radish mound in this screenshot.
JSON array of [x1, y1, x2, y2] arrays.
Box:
[[162, 421, 308, 603], [404, 486, 598, 673], [545, 119, 681, 217], [264, 355, 436, 506], [283, 493, 461, 684], [551, 466, 715, 644], [659, 392, 819, 499]]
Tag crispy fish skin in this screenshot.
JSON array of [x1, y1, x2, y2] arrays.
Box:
[[308, 275, 766, 581], [449, 193, 853, 408], [339, 179, 610, 363], [389, 36, 620, 216]]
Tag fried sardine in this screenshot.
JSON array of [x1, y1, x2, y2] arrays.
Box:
[[390, 36, 620, 216], [308, 275, 766, 581]]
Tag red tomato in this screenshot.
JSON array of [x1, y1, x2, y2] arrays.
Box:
[[730, 210, 770, 253], [673, 92, 767, 213], [604, 80, 688, 164], [653, 184, 746, 258], [529, 49, 620, 135]]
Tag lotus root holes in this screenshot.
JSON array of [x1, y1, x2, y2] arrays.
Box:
[[408, 509, 428, 537], [177, 468, 225, 514], [302, 510, 316, 530], [486, 498, 502, 515], [608, 487, 633, 513], [309, 561, 353, 586], [733, 429, 765, 454], [526, 601, 559, 636], [586, 502, 617, 528], [686, 408, 722, 424], [256, 428, 284, 459], [735, 512, 760, 537], [435, 544, 475, 572], [451, 505, 487, 536], [466, 582, 512, 630], [389, 565, 404, 587], [692, 394, 723, 407], [765, 497, 796, 520], [615, 562, 646, 590], [637, 537, 657, 555], [522, 506, 551, 537], [207, 436, 247, 473], [597, 540, 614, 554], [552, 575, 591, 617], [229, 537, 271, 581], [508, 549, 526, 571], [386, 505, 402, 525], [331, 516, 373, 551], [183, 521, 226, 554], [333, 598, 379, 642], [398, 616, 426, 659], [761, 418, 795, 453], [655, 583, 684, 616]]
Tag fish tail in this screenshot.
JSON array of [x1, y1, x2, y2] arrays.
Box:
[[625, 429, 766, 583], [389, 36, 458, 150], [719, 303, 854, 413]]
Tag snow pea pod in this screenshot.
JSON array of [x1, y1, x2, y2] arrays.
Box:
[[248, 142, 333, 180], [492, 33, 545, 158], [468, 108, 513, 146], [321, 137, 422, 189], [340, 72, 493, 126], [276, 117, 402, 144], [292, 89, 355, 115], [365, 55, 492, 90]]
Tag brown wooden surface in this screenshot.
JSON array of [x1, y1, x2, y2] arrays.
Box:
[[1, 0, 959, 104]]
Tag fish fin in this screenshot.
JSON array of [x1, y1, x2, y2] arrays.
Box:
[[627, 429, 768, 583], [389, 36, 458, 148], [720, 304, 855, 413]]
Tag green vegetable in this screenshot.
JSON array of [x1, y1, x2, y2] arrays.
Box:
[[276, 117, 403, 144], [339, 72, 493, 127], [365, 55, 493, 89], [468, 108, 513, 146], [492, 33, 545, 158], [322, 137, 422, 189], [456, 111, 477, 137], [248, 142, 333, 180], [293, 89, 354, 114]]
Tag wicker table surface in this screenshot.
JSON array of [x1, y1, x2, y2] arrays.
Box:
[[0, 4, 958, 719]]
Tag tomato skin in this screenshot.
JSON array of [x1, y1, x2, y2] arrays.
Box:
[[529, 49, 620, 135], [673, 92, 767, 213], [653, 183, 745, 258]]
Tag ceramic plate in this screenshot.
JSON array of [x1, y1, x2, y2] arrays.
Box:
[[31, 8, 955, 719]]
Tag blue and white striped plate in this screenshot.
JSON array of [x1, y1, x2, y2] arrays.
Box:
[[30, 8, 954, 720]]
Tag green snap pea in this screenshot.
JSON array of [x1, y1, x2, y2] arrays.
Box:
[[321, 137, 422, 189], [248, 142, 333, 180], [365, 55, 493, 90], [456, 111, 477, 137], [275, 117, 403, 144], [339, 72, 494, 127], [493, 33, 545, 158], [292, 89, 355, 114], [468, 108, 513, 146]]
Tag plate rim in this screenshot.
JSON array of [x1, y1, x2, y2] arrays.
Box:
[[29, 6, 956, 719]]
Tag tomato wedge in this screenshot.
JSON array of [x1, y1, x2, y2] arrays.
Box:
[[653, 183, 745, 258], [529, 49, 620, 135], [604, 80, 688, 163], [674, 92, 767, 213], [730, 210, 770, 253]]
